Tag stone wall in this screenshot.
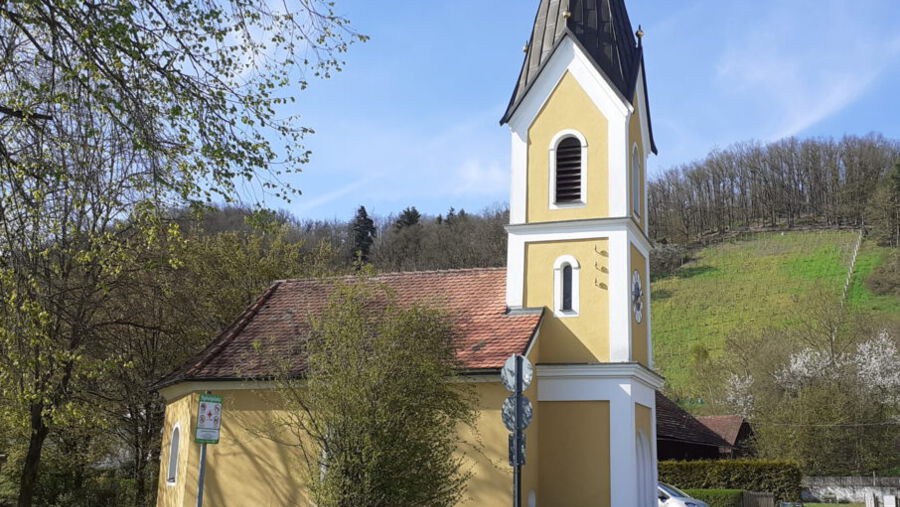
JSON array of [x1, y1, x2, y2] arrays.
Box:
[[802, 477, 900, 504]]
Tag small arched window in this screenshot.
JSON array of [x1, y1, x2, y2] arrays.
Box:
[[167, 426, 180, 484], [553, 255, 580, 316], [562, 265, 573, 311], [555, 137, 583, 204], [632, 145, 642, 217]]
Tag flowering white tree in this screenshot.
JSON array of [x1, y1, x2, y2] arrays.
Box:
[[855, 330, 900, 402]]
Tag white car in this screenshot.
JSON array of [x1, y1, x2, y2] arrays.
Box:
[[657, 483, 710, 507]]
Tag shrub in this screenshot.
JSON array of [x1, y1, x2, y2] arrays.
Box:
[[651, 242, 690, 277], [683, 489, 743, 507], [866, 250, 900, 296], [658, 459, 801, 502]]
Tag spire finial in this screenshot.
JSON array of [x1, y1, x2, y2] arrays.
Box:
[[636, 25, 645, 45]]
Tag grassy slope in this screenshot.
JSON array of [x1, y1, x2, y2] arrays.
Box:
[[847, 241, 900, 314], [651, 230, 867, 393]]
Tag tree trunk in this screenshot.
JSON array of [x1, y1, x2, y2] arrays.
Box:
[[17, 404, 49, 507]]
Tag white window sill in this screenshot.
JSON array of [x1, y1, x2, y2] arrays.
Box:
[[554, 309, 579, 318], [550, 201, 586, 210]]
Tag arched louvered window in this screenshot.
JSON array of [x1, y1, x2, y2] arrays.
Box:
[[555, 136, 583, 204]]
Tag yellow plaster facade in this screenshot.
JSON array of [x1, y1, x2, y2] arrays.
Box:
[[526, 72, 610, 223], [628, 94, 647, 229], [630, 243, 649, 366], [539, 401, 611, 506], [156, 382, 546, 507], [524, 239, 610, 363]]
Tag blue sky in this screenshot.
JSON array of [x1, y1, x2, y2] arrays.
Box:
[[273, 0, 900, 221]]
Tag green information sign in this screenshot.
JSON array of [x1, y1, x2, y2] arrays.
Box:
[[195, 394, 223, 444]]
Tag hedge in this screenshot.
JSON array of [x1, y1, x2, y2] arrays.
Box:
[[683, 489, 743, 507], [658, 459, 801, 502]]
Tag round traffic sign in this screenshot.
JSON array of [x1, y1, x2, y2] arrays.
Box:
[[501, 394, 533, 431], [501, 354, 534, 393]]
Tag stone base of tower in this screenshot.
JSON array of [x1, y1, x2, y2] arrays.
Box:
[[531, 363, 663, 507]]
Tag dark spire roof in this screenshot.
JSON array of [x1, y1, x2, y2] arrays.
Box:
[[501, 0, 658, 154]]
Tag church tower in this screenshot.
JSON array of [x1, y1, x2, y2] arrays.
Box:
[[503, 1, 663, 505]]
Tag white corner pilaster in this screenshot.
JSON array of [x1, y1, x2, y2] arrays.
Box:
[[509, 129, 528, 225], [609, 230, 630, 362], [506, 232, 526, 308]]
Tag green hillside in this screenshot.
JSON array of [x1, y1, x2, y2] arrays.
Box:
[[651, 230, 898, 393]]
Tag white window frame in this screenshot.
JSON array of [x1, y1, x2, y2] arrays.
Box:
[[553, 255, 580, 317], [631, 144, 642, 218], [548, 130, 588, 209], [166, 424, 181, 486]]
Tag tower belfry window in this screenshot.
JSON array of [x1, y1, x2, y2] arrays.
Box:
[[562, 264, 573, 311], [555, 137, 582, 203]]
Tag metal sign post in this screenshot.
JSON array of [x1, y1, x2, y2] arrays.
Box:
[[501, 354, 533, 507], [194, 393, 223, 507], [514, 355, 522, 507], [196, 443, 207, 507]]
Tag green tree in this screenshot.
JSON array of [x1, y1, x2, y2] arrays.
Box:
[[866, 162, 900, 247], [0, 1, 363, 504], [91, 221, 334, 506], [701, 303, 900, 475], [261, 283, 478, 507], [0, 0, 365, 203], [394, 207, 421, 230], [350, 206, 376, 264]]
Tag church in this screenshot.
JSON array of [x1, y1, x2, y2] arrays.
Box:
[[155, 0, 660, 505]]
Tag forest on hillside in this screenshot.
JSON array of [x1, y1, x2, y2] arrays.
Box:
[[649, 134, 900, 246], [243, 133, 899, 275]]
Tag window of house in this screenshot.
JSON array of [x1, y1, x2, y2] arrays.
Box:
[[632, 145, 642, 217], [555, 136, 583, 204], [553, 256, 580, 316], [167, 426, 180, 484]]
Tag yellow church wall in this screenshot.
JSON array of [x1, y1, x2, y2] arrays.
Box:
[[524, 238, 610, 363], [630, 243, 649, 366], [538, 401, 611, 507], [458, 380, 542, 506], [156, 393, 195, 507], [629, 94, 646, 230], [157, 389, 312, 507], [157, 381, 536, 507], [635, 402, 652, 440], [526, 71, 610, 223]]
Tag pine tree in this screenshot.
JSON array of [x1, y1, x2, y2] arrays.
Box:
[[394, 206, 421, 230], [350, 206, 376, 263]]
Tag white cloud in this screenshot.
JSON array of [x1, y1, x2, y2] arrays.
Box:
[[294, 175, 379, 213], [451, 158, 509, 196], [715, 0, 900, 139]]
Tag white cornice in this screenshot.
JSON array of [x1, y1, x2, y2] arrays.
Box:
[[537, 362, 664, 389], [506, 217, 651, 247]]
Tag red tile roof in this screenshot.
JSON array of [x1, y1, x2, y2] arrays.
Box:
[[156, 268, 543, 389], [697, 415, 747, 446]]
